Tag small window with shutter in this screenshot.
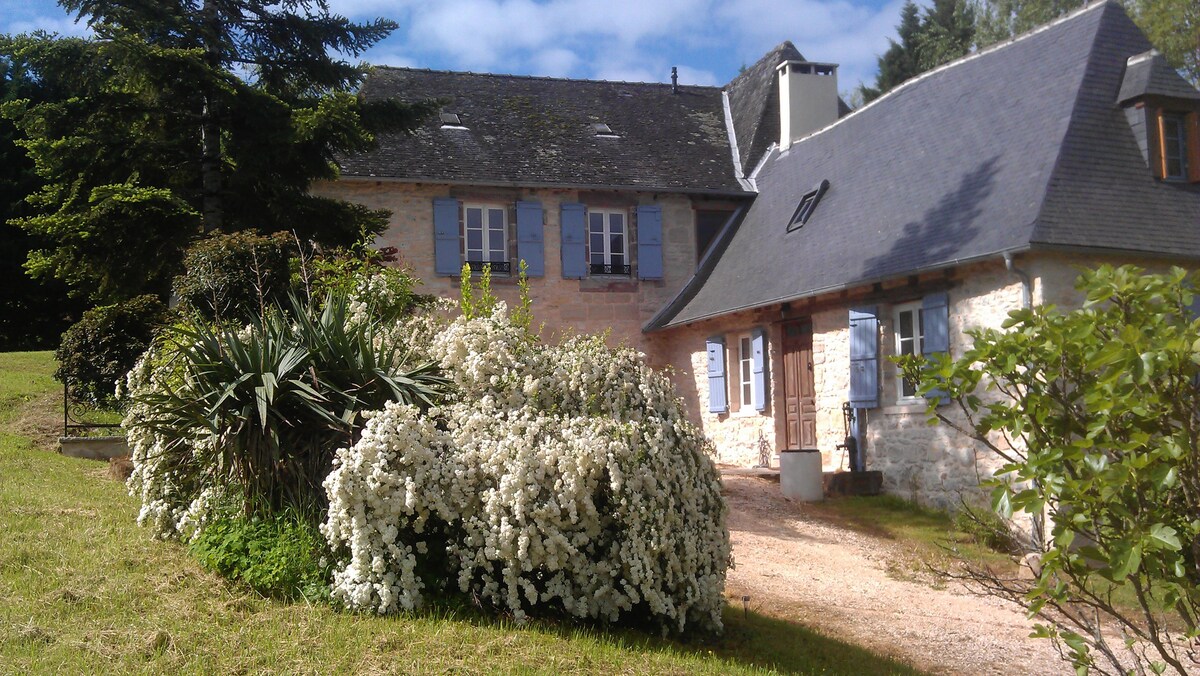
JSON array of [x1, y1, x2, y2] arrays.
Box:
[[1153, 109, 1200, 183]]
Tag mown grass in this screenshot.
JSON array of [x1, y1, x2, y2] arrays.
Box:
[[0, 351, 922, 675]]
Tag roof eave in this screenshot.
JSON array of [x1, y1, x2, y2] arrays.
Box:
[[651, 245, 1035, 332], [337, 173, 756, 198]]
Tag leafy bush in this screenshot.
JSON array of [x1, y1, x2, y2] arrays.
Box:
[[173, 231, 295, 323], [190, 511, 331, 601], [55, 294, 170, 405], [951, 504, 1020, 555], [898, 265, 1200, 675], [303, 242, 424, 325], [322, 304, 731, 635], [123, 288, 448, 533]]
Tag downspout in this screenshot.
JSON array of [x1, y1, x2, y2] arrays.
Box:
[[1003, 252, 1031, 309], [1003, 251, 1044, 550]]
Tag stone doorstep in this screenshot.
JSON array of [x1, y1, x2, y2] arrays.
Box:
[[59, 436, 129, 461]]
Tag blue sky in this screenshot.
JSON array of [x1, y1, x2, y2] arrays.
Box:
[[2, 0, 907, 92]]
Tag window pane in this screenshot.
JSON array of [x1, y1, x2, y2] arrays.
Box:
[[1164, 115, 1188, 178], [488, 208, 505, 230], [589, 213, 604, 233], [466, 208, 482, 229], [467, 229, 482, 251], [898, 310, 913, 340], [590, 233, 604, 254], [610, 213, 624, 234], [610, 234, 624, 254], [610, 254, 624, 267]]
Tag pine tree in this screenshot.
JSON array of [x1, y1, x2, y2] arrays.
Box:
[[1, 1, 436, 301], [859, 0, 975, 103]]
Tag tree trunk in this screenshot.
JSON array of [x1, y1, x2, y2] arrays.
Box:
[[199, 0, 222, 233]]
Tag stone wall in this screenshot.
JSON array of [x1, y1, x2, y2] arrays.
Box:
[[645, 306, 780, 467], [312, 178, 728, 353], [659, 259, 1033, 508]]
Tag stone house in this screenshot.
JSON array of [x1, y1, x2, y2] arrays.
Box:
[[315, 1, 1200, 507]]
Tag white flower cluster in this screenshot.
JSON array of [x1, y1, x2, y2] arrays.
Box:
[[121, 348, 216, 540], [322, 305, 731, 634]]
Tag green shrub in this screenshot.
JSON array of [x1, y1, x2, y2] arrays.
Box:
[[952, 505, 1020, 555], [303, 242, 424, 324], [55, 294, 170, 405], [173, 231, 295, 323], [125, 288, 448, 521], [190, 511, 331, 601]]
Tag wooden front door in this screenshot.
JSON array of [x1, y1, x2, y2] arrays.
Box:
[[782, 321, 817, 449]]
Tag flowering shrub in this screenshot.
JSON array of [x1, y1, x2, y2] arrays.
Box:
[[322, 305, 731, 634]]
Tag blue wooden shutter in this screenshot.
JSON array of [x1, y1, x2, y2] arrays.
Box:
[[922, 292, 950, 401], [560, 203, 586, 279], [516, 200, 544, 277], [848, 307, 879, 409], [706, 337, 728, 413], [433, 197, 461, 276], [751, 326, 768, 411], [636, 205, 663, 280]]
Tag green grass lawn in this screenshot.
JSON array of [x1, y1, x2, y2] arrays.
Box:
[[0, 351, 921, 675]]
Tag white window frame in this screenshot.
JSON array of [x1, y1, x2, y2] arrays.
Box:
[[1162, 112, 1191, 180], [463, 203, 508, 267], [587, 208, 628, 274], [893, 301, 925, 401], [736, 333, 756, 411]]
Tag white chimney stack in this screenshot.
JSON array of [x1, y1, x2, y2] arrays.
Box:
[[777, 60, 839, 150]]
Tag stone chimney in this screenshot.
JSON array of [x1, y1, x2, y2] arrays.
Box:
[[777, 60, 839, 150]]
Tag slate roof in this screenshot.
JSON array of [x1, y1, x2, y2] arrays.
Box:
[[650, 1, 1200, 330], [341, 69, 748, 195], [1118, 50, 1200, 103], [725, 41, 852, 178]]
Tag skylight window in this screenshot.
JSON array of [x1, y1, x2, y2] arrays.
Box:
[[592, 122, 619, 137], [440, 112, 466, 128], [787, 179, 830, 232]]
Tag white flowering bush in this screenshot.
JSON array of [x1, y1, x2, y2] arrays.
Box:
[[323, 304, 731, 634]]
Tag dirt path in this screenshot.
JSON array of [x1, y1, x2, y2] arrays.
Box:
[[722, 473, 1067, 675]]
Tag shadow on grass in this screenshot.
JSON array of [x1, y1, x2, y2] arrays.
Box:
[[396, 594, 920, 675]]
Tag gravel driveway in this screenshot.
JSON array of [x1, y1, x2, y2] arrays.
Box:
[[721, 472, 1068, 675]]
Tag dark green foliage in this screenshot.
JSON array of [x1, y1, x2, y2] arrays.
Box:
[[190, 511, 331, 601], [174, 231, 296, 323], [859, 0, 975, 103], [129, 289, 447, 514], [0, 1, 437, 302], [55, 294, 170, 405], [0, 48, 90, 350]]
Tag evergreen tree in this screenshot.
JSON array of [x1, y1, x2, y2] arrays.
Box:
[[1, 1, 436, 302], [860, 0, 975, 103], [0, 50, 89, 349]]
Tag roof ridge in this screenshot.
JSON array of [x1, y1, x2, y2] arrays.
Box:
[[777, 0, 1113, 154], [725, 41, 802, 90], [368, 64, 722, 90]]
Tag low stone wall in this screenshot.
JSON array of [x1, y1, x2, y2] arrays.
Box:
[[60, 436, 129, 461]]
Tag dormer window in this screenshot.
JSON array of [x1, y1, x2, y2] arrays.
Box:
[[592, 122, 619, 138], [787, 179, 829, 232], [440, 112, 467, 129], [1159, 111, 1194, 180]]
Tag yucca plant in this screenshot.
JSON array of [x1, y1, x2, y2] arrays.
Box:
[[131, 288, 447, 514]]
